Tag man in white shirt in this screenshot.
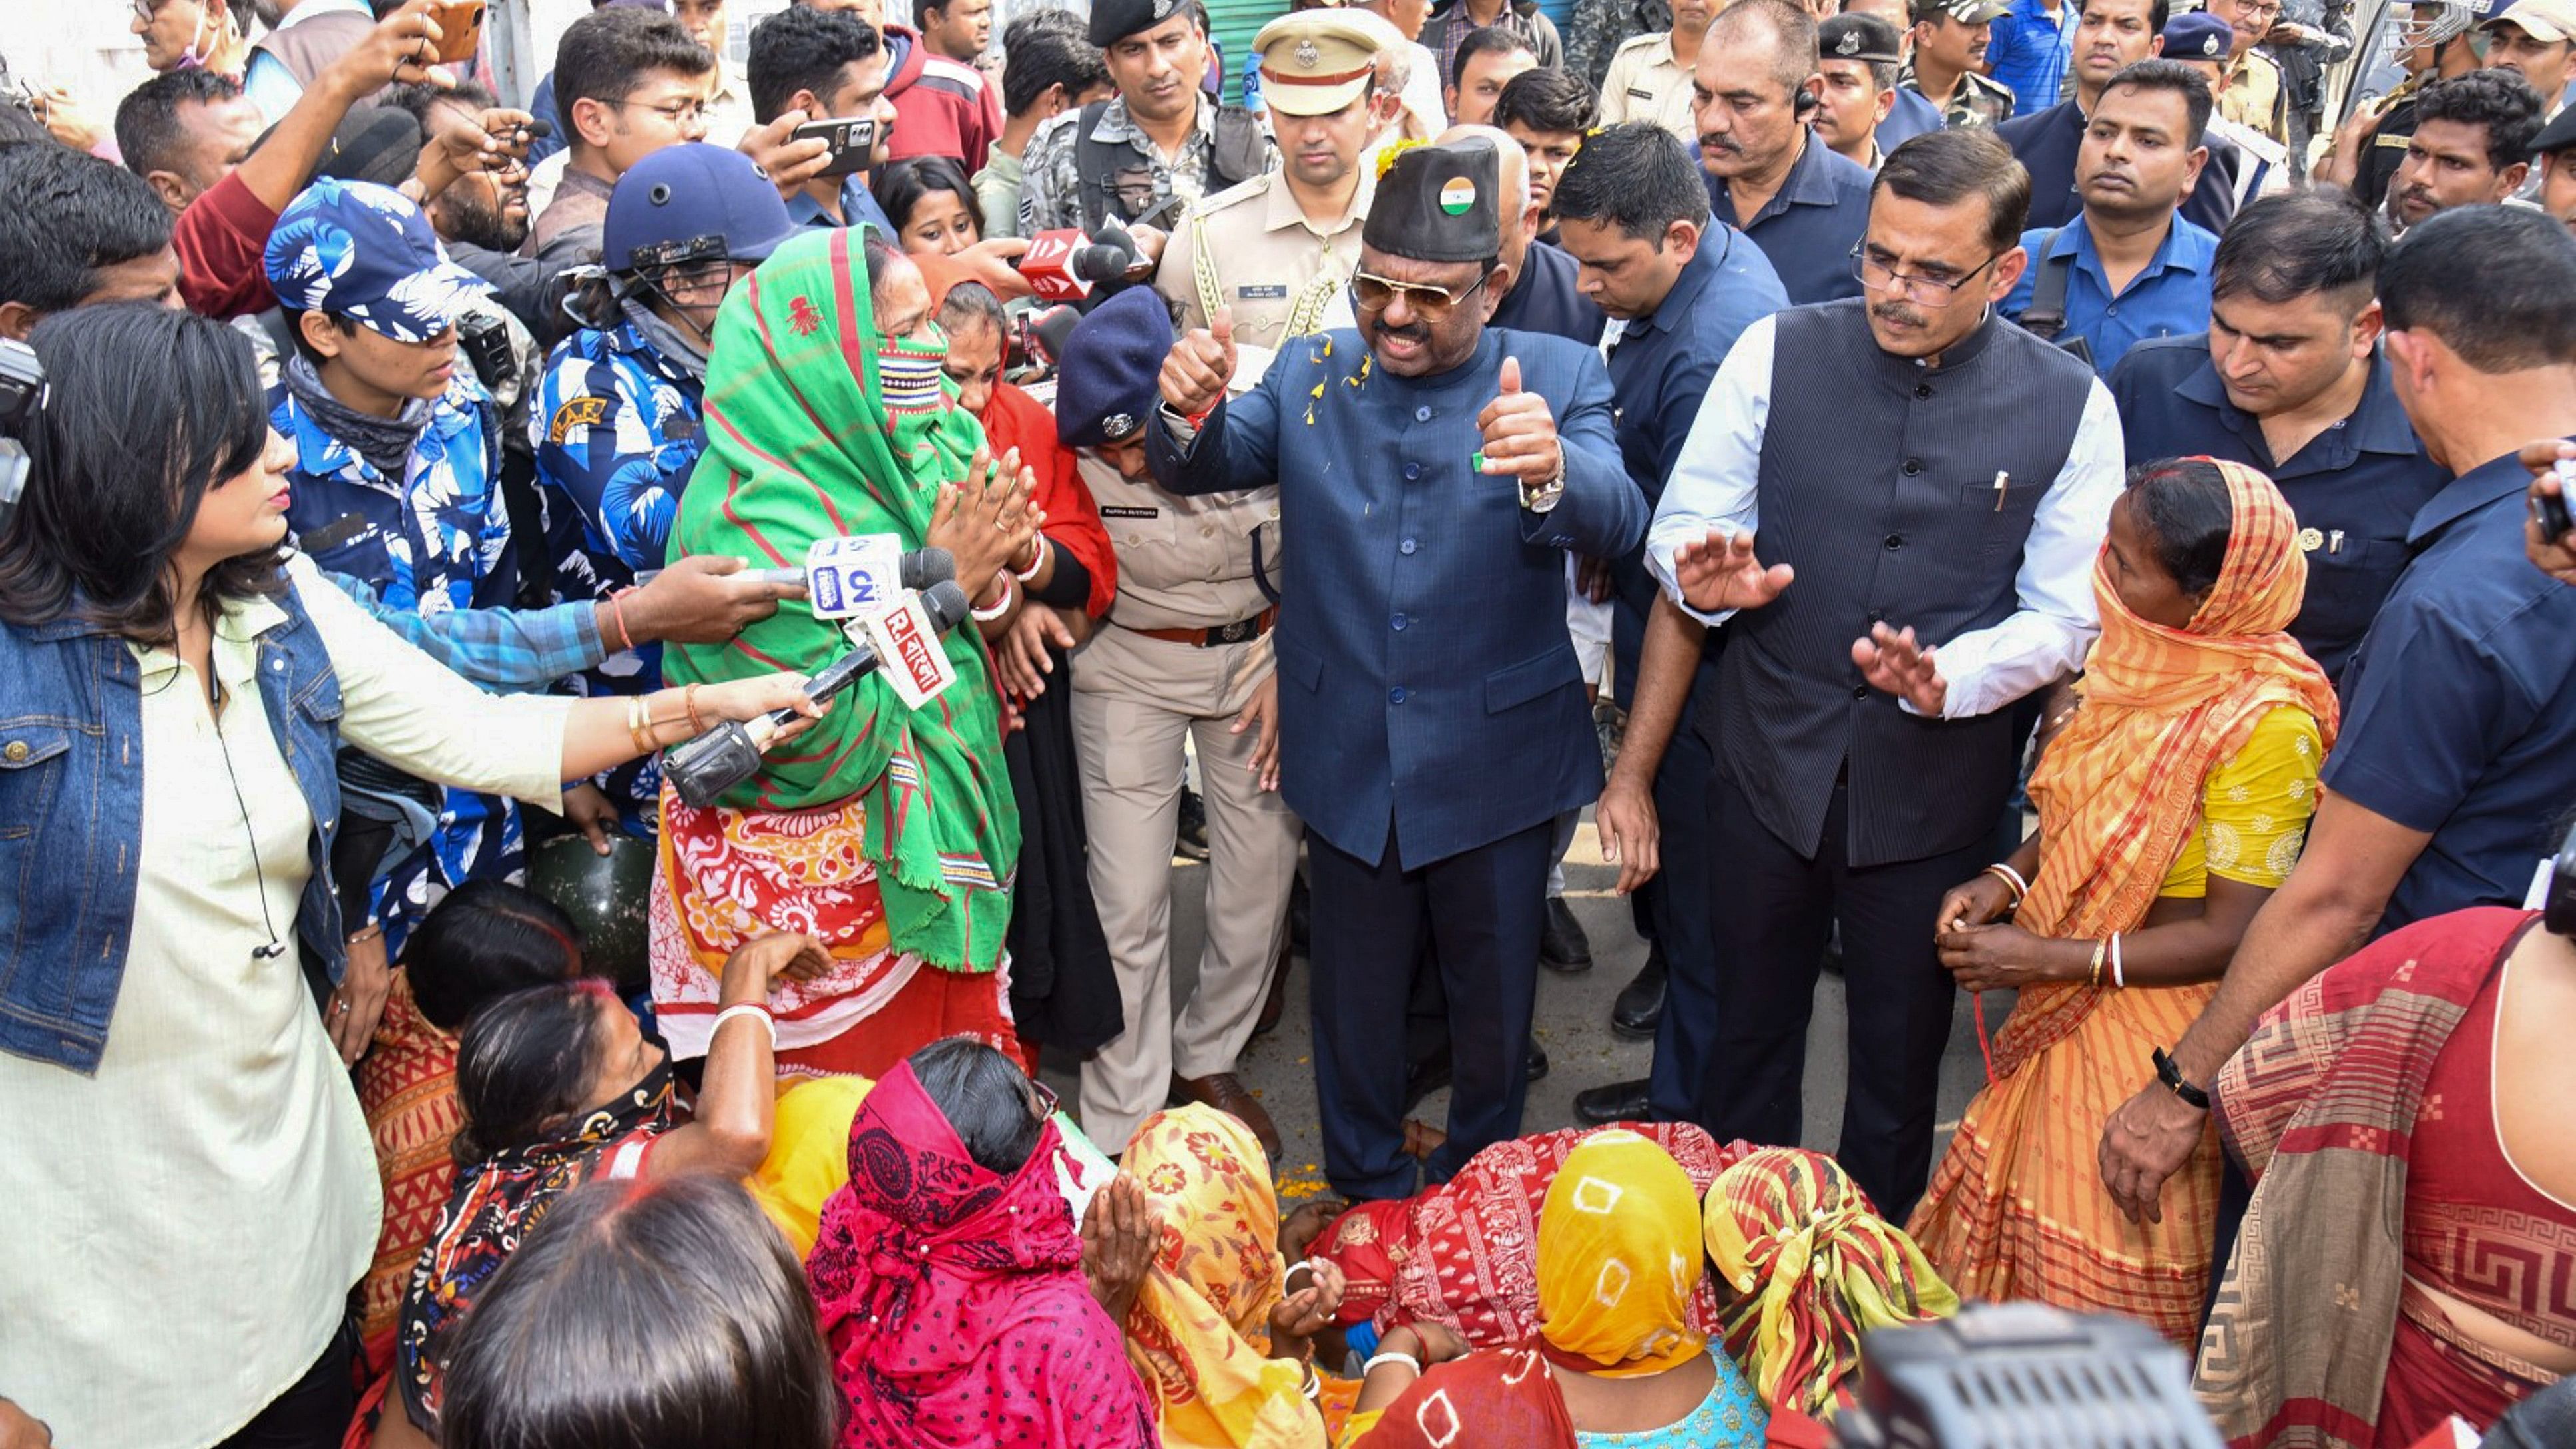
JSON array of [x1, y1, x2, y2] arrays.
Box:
[[1637, 127, 2120, 1221], [1599, 0, 1718, 139]]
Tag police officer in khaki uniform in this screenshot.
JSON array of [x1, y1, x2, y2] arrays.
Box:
[[1059, 284, 1300, 1159], [1155, 12, 1387, 344]]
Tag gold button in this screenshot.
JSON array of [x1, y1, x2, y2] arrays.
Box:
[[2, 741, 27, 764]]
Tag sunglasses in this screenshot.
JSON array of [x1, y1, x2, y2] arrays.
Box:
[[1350, 267, 1494, 320]]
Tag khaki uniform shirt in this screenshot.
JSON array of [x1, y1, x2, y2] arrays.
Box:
[[1598, 33, 1700, 141], [2216, 49, 2287, 143], [1080, 452, 1282, 631], [1153, 165, 1376, 344]]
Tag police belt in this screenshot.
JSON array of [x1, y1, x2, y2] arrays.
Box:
[[1118, 605, 1278, 647]]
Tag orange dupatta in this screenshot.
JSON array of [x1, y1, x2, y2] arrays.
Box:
[[1996, 459, 2341, 1077]]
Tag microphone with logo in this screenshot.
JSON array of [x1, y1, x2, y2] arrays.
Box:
[[1015, 227, 1139, 304], [664, 576, 974, 806]]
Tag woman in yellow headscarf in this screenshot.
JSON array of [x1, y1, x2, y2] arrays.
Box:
[[1906, 457, 2340, 1348], [1115, 1104, 1350, 1448], [1345, 1130, 1768, 1448]]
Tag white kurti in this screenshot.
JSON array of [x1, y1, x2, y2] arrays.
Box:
[[0, 554, 574, 1448]]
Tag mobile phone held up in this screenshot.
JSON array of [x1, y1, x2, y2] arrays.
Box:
[[2537, 458, 2576, 545], [794, 115, 879, 180], [430, 1, 486, 65]]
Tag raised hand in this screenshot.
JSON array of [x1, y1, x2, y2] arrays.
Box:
[[1475, 356, 1561, 486], [1669, 527, 1793, 614], [1852, 621, 1948, 716], [736, 111, 832, 201], [1159, 305, 1238, 418]]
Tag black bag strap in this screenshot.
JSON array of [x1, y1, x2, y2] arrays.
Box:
[[2019, 228, 2075, 340], [1073, 99, 1121, 232]]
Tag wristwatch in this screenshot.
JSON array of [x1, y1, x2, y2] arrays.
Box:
[[1519, 463, 1565, 515], [2152, 1047, 2211, 1111]]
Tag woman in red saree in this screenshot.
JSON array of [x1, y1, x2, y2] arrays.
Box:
[[2196, 904, 2576, 1446]]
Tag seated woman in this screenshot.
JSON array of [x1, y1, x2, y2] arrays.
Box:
[[875, 154, 985, 258], [1108, 1105, 1352, 1447], [652, 228, 1045, 1080], [1294, 1123, 1746, 1350], [2198, 903, 2576, 1446], [0, 304, 814, 1449], [1702, 1148, 1959, 1427], [438, 1173, 840, 1449], [1906, 457, 2340, 1348], [387, 931, 828, 1440], [1346, 1130, 1769, 1448], [806, 1038, 1157, 1448], [356, 880, 586, 1381]]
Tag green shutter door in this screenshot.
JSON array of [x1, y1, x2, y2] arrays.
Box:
[[1206, 0, 1286, 106]]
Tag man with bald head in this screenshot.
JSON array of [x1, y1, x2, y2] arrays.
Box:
[[1696, 0, 1876, 302], [1447, 121, 1609, 343]]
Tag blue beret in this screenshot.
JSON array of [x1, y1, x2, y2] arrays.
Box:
[[2163, 12, 2236, 60], [1055, 287, 1174, 449]]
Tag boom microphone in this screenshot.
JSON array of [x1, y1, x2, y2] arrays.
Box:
[[662, 579, 974, 806]]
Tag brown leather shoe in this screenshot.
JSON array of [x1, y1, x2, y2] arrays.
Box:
[[1170, 1071, 1284, 1159]]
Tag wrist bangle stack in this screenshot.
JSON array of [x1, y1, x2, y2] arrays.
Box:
[[1011, 535, 1049, 581], [712, 1002, 776, 1049], [606, 589, 638, 654], [625, 695, 657, 754], [2087, 938, 2107, 988], [2109, 931, 2127, 990], [682, 682, 708, 737], [1298, 1364, 1322, 1401], [1362, 1350, 1424, 1378], [1982, 862, 2029, 905], [971, 573, 1017, 622]]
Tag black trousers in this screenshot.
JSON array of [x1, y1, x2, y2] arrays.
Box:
[[1310, 820, 1551, 1199], [216, 1316, 358, 1449], [1697, 768, 1986, 1225], [1644, 662, 1724, 1122]]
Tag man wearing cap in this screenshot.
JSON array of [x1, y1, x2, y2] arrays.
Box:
[[2000, 58, 2218, 374], [2165, 12, 2290, 204], [1697, 0, 1877, 304], [1816, 13, 1909, 168], [2483, 0, 2576, 123], [1155, 12, 1384, 343], [1019, 0, 1274, 244], [1901, 0, 2019, 127], [266, 178, 535, 934], [2535, 103, 2576, 231], [2314, 1, 2484, 210], [1148, 136, 1643, 1197], [1051, 286, 1300, 1159], [1995, 0, 2245, 236], [1647, 128, 2122, 1222], [531, 144, 797, 838], [1599, 0, 1720, 141], [2109, 188, 2442, 683], [2198, 0, 2286, 143]]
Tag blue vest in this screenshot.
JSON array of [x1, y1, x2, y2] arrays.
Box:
[[0, 579, 348, 1073]]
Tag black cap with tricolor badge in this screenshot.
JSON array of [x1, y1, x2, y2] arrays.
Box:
[[1362, 137, 1503, 264]]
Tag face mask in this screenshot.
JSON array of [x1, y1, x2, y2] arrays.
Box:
[[876, 325, 951, 414], [170, 4, 222, 70]]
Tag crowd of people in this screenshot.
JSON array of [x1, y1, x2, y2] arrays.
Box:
[[3, 0, 2575, 1444]]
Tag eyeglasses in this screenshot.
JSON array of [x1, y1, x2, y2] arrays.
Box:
[[616, 96, 710, 126], [2233, 0, 2282, 19], [130, 0, 163, 20], [1351, 268, 1493, 319], [1027, 1078, 1061, 1123], [1848, 246, 2003, 307]]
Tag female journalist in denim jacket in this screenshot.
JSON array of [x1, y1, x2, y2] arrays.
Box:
[[0, 305, 822, 1449]]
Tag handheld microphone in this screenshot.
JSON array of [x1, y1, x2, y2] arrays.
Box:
[[1025, 304, 1084, 368], [663, 579, 974, 807], [806, 542, 955, 619], [1016, 228, 1138, 302]]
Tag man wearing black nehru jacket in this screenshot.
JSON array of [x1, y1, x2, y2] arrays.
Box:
[[1647, 129, 2122, 1222]]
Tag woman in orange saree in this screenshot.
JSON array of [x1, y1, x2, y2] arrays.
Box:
[[1906, 457, 2340, 1346]]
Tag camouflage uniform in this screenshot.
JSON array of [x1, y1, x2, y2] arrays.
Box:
[[1896, 60, 2017, 127], [1564, 0, 1671, 89], [1019, 95, 1274, 233]]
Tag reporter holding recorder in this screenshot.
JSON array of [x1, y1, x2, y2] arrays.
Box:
[[0, 304, 820, 1449]]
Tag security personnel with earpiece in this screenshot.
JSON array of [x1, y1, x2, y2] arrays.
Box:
[[1694, 0, 1876, 304]]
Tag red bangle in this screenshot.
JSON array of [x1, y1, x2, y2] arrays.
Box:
[[683, 682, 708, 736], [606, 589, 637, 654]]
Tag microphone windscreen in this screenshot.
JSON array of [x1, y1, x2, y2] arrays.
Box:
[[1031, 305, 1081, 362], [903, 546, 957, 588], [919, 579, 973, 631], [1071, 243, 1131, 283]]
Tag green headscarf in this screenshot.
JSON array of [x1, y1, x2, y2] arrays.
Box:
[[663, 228, 1019, 974]]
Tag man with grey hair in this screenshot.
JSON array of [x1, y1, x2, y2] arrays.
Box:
[[1696, 0, 1876, 301]]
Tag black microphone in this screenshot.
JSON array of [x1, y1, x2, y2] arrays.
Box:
[[662, 579, 975, 807], [1069, 240, 1133, 284], [1027, 305, 1083, 367]]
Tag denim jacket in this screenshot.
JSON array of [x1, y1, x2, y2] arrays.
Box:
[[0, 580, 347, 1073]]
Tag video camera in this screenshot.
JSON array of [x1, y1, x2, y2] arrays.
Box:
[[1832, 1303, 2222, 1448], [0, 336, 47, 535]]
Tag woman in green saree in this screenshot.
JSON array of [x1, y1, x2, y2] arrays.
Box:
[[647, 228, 1043, 1080]]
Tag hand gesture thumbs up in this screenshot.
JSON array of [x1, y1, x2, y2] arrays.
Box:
[[1477, 354, 1559, 485], [1497, 354, 1523, 395], [1159, 304, 1240, 420]]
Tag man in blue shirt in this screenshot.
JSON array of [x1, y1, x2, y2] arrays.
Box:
[[1987, 0, 2078, 116], [1473, 124, 1610, 344], [749, 3, 902, 232], [2110, 188, 2444, 681], [1540, 124, 1790, 1127], [1995, 0, 2244, 236], [1694, 0, 1876, 302], [2002, 58, 2219, 373], [2100, 206, 2576, 1226]]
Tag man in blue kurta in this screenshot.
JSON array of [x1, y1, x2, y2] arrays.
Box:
[[1148, 136, 1646, 1197]]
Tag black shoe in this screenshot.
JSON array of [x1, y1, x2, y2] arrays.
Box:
[[1573, 1078, 1653, 1127], [1175, 787, 1210, 860], [1539, 898, 1593, 974], [1820, 923, 1844, 977], [1611, 946, 1667, 1040], [1527, 1043, 1549, 1083]]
